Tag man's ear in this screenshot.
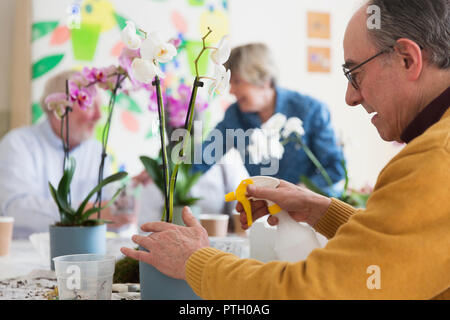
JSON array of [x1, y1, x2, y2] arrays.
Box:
[[394, 38, 423, 81]]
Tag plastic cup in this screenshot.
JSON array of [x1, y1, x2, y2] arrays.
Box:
[[199, 214, 229, 237], [53, 254, 115, 300], [0, 217, 14, 256]]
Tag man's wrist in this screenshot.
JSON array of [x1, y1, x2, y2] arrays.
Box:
[[308, 195, 332, 227]]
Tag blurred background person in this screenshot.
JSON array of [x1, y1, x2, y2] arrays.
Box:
[[192, 43, 346, 196], [0, 70, 136, 238]]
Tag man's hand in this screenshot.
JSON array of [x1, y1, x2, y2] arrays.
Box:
[[120, 206, 209, 280], [236, 179, 332, 229], [132, 170, 152, 187], [86, 202, 137, 229]]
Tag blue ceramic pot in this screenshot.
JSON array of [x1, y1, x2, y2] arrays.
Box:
[[49, 224, 106, 270], [139, 260, 200, 300], [139, 206, 201, 300]]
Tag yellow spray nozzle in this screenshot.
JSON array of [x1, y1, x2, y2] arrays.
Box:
[[224, 178, 255, 227]]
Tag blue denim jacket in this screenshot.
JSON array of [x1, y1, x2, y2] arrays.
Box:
[[192, 87, 345, 196]]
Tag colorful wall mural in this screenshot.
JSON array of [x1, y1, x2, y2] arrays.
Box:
[[31, 0, 230, 175]]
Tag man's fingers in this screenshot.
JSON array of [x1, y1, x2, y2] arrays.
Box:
[[130, 234, 155, 251], [120, 246, 152, 265], [267, 215, 279, 226], [247, 184, 280, 203], [182, 206, 201, 228], [140, 221, 176, 232]]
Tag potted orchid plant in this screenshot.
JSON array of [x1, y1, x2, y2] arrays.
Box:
[[120, 21, 230, 299], [248, 114, 370, 207], [44, 22, 187, 269], [44, 74, 128, 270]]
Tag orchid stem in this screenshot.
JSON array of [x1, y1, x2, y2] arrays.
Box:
[[194, 27, 213, 77], [94, 74, 126, 219], [153, 76, 170, 222], [296, 135, 334, 188], [167, 78, 203, 223]]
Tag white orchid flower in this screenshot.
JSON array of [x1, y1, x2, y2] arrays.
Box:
[[261, 113, 287, 134], [140, 32, 177, 63], [248, 129, 267, 164], [267, 136, 285, 160], [122, 21, 142, 50], [131, 58, 164, 83], [209, 64, 231, 96], [210, 35, 231, 65], [248, 128, 285, 164], [282, 117, 305, 138]]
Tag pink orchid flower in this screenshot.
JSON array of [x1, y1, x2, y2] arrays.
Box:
[[68, 80, 95, 110], [44, 92, 73, 119]]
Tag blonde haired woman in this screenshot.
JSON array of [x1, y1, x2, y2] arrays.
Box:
[[193, 43, 345, 196]]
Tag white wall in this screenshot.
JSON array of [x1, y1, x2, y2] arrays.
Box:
[[0, 0, 403, 189], [226, 0, 403, 189]]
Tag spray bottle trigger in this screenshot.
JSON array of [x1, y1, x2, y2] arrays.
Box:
[[268, 204, 282, 215]]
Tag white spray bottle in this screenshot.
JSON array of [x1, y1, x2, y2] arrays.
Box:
[[225, 176, 321, 262]]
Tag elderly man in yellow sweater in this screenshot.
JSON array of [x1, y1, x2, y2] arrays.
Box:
[[121, 0, 450, 299]]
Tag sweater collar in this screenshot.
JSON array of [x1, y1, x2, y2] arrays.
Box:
[[400, 86, 450, 143]]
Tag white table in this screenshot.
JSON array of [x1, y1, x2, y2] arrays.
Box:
[[0, 237, 136, 281]]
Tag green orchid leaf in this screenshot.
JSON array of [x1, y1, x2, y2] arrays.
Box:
[[32, 54, 64, 79], [140, 156, 164, 192], [76, 171, 128, 217], [57, 157, 76, 204], [49, 182, 75, 220], [80, 185, 125, 221]]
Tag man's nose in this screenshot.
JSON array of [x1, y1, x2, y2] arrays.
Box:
[[345, 82, 363, 107]]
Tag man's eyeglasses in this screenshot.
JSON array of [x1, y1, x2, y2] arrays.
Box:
[[343, 47, 393, 90]]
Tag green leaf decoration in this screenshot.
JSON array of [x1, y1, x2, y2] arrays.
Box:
[[114, 13, 144, 37], [32, 54, 64, 79], [116, 93, 142, 113], [32, 102, 44, 123], [114, 12, 128, 30], [32, 21, 59, 42]]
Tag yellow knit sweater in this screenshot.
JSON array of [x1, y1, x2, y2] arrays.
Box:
[[185, 108, 450, 300]]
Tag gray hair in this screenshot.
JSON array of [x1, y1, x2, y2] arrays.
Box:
[[40, 70, 78, 113], [368, 0, 450, 69], [224, 43, 278, 87]]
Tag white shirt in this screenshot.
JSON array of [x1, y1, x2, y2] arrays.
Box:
[[0, 119, 110, 239]]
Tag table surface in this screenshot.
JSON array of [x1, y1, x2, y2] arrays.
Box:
[[0, 238, 135, 281], [0, 235, 249, 300]]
